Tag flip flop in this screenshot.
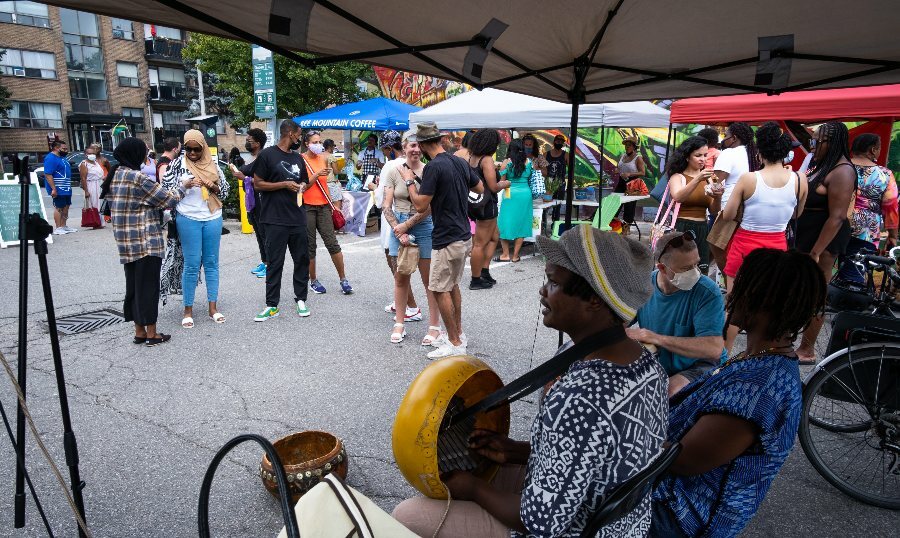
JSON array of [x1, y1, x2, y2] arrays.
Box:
[[210, 312, 226, 324], [511, 257, 521, 263], [798, 357, 817, 366], [133, 336, 147, 344], [182, 317, 194, 329]]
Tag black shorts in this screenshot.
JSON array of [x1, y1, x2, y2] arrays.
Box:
[[468, 198, 498, 221]]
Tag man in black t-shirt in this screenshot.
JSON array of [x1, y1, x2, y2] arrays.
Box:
[[251, 119, 311, 321], [405, 122, 484, 359]]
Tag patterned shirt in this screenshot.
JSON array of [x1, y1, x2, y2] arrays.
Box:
[[850, 164, 896, 244], [109, 167, 185, 264], [652, 354, 802, 537], [514, 347, 668, 538]]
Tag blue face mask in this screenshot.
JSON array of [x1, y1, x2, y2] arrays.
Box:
[[524, 146, 533, 156]]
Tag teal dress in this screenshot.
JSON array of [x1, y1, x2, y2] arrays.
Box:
[[498, 160, 534, 240]]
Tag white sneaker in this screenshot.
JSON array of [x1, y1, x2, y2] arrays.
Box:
[[63, 226, 77, 232], [430, 333, 447, 348], [53, 228, 67, 235], [460, 332, 468, 346], [427, 343, 467, 359], [384, 302, 395, 313], [404, 307, 422, 322]]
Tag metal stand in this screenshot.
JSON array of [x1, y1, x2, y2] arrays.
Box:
[[10, 156, 88, 537]]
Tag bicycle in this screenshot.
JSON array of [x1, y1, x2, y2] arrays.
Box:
[[798, 251, 900, 509]]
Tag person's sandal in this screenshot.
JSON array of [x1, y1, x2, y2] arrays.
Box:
[[390, 323, 406, 344], [145, 334, 171, 347], [133, 336, 147, 344], [209, 312, 226, 324], [421, 326, 442, 346], [181, 317, 194, 329]]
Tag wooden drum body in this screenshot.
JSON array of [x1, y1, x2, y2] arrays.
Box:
[[392, 355, 510, 499]]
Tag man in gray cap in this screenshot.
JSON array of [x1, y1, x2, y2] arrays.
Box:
[[393, 224, 668, 537], [627, 230, 727, 396], [403, 121, 484, 359]]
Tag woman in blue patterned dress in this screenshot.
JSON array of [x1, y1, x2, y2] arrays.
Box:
[[651, 248, 827, 537]]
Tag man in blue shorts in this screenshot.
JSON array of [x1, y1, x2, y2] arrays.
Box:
[[43, 139, 75, 235]]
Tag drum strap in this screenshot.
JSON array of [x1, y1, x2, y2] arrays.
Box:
[[447, 325, 627, 428]]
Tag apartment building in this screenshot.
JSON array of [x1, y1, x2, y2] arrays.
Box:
[[0, 1, 196, 169]]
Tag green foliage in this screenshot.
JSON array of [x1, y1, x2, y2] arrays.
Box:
[[183, 35, 373, 127], [0, 50, 11, 116]]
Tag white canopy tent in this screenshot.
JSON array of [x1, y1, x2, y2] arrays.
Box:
[[408, 88, 669, 129]]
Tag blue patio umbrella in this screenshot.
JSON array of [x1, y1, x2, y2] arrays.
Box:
[[294, 97, 422, 131]]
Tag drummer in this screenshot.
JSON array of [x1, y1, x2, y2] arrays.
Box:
[[392, 225, 668, 537]]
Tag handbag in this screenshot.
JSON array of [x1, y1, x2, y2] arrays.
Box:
[[81, 207, 101, 228], [304, 157, 347, 230], [626, 178, 649, 196], [707, 194, 745, 251], [529, 165, 546, 198], [277, 473, 418, 538], [649, 181, 681, 251], [467, 156, 491, 216], [397, 242, 419, 275]]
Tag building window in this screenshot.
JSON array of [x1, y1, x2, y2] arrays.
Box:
[[110, 18, 133, 40], [61, 9, 102, 73], [0, 48, 56, 79], [122, 108, 145, 132], [4, 101, 63, 129], [0, 1, 50, 29], [153, 26, 182, 41], [116, 62, 139, 87], [69, 72, 109, 113], [215, 119, 227, 135], [149, 66, 188, 101]]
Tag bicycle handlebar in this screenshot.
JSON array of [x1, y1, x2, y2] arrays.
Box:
[[850, 252, 897, 267]]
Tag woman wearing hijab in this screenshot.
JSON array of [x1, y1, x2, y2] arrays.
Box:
[[161, 129, 230, 328], [108, 137, 193, 347]]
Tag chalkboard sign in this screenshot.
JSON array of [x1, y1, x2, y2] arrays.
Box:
[[0, 176, 53, 247]]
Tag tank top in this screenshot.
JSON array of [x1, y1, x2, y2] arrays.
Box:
[[677, 173, 714, 220], [806, 162, 854, 211], [618, 154, 640, 176], [740, 172, 798, 232], [469, 156, 497, 205]]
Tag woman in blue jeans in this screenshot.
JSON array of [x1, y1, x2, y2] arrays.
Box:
[[382, 132, 440, 345], [161, 129, 230, 328]]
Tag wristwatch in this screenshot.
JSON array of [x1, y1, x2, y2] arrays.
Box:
[[405, 179, 416, 187]]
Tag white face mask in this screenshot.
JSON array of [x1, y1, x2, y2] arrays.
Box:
[[308, 143, 324, 155], [668, 266, 702, 291], [86, 154, 97, 162]]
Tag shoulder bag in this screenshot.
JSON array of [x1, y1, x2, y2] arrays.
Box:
[[649, 181, 681, 251], [303, 157, 346, 230]]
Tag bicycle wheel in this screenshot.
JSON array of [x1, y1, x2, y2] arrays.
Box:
[[799, 345, 900, 509]]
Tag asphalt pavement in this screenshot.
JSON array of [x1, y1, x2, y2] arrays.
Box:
[[0, 194, 896, 536]]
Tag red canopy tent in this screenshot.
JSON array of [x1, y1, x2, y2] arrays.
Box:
[[671, 84, 900, 167]]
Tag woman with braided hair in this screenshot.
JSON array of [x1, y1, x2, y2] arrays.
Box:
[[795, 121, 856, 363], [651, 248, 826, 538], [709, 122, 761, 279]]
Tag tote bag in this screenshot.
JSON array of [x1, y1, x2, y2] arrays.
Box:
[[649, 181, 681, 251]]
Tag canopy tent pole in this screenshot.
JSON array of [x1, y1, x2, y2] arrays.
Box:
[[598, 124, 605, 204], [664, 122, 674, 173], [563, 99, 581, 227]]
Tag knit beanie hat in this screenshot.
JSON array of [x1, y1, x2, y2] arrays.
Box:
[[536, 224, 653, 321]]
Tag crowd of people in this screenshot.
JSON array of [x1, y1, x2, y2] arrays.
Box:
[[40, 114, 896, 536]]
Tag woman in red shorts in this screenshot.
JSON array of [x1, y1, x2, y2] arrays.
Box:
[[721, 122, 808, 351]]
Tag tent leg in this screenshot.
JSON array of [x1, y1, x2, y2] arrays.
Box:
[[664, 122, 674, 172], [598, 125, 605, 205], [564, 101, 580, 227]]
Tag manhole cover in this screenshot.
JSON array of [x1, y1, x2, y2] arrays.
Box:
[[55, 309, 126, 335]]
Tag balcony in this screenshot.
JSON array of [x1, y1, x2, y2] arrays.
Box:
[[144, 37, 184, 64], [149, 82, 190, 105]]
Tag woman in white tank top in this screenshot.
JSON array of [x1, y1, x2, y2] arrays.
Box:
[[720, 122, 808, 350]]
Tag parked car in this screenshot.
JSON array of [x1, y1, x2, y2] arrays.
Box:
[[34, 151, 118, 188]]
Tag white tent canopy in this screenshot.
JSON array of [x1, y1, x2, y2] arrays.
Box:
[[408, 88, 669, 129]]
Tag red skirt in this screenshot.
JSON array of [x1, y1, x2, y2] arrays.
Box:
[[724, 227, 787, 278]]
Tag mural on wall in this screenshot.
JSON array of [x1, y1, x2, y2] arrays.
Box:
[[373, 67, 469, 107]]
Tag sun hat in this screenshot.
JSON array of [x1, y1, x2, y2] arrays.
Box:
[[536, 224, 653, 321], [415, 122, 443, 142], [623, 135, 640, 147]]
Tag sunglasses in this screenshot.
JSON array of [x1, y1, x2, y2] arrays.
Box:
[[658, 229, 696, 260], [810, 138, 826, 150], [184, 145, 203, 154]]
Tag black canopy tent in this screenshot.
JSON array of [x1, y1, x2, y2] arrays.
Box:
[[41, 0, 900, 228]]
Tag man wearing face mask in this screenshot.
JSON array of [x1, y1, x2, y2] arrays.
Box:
[[44, 139, 75, 235], [231, 128, 269, 277], [627, 230, 727, 396]]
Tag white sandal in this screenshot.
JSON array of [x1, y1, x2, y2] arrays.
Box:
[[210, 312, 226, 324], [391, 323, 406, 344], [181, 317, 194, 329], [421, 326, 442, 346]]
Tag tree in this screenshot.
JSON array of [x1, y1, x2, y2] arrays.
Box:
[[183, 35, 373, 127], [0, 50, 12, 117]]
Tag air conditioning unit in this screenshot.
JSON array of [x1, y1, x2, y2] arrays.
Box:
[[13, 67, 25, 77], [0, 119, 13, 128]]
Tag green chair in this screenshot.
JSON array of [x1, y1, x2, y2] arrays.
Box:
[[550, 194, 623, 239]]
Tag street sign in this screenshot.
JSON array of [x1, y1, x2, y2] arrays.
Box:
[[252, 45, 277, 119]]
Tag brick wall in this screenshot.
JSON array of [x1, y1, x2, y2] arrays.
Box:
[[98, 16, 151, 147], [0, 7, 70, 154]]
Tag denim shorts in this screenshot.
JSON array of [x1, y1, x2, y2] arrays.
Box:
[[52, 194, 72, 208], [388, 213, 434, 259]]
